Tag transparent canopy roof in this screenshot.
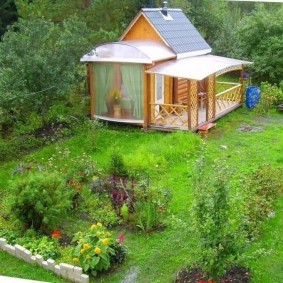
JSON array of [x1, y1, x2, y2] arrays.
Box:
[[80, 40, 176, 64], [146, 55, 253, 81]]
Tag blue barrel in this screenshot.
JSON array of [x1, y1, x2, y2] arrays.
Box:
[[246, 86, 260, 109]]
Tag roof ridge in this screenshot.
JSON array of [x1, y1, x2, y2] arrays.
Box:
[[142, 8, 182, 12]]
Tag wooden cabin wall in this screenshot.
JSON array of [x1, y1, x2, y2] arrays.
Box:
[[174, 78, 188, 104], [164, 76, 173, 104], [123, 15, 163, 42]]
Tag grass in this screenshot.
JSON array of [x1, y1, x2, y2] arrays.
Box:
[[0, 107, 283, 282], [0, 251, 69, 282]]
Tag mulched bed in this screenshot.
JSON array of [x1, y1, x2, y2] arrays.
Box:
[[175, 266, 251, 283]]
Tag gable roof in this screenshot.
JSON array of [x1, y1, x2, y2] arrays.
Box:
[[120, 8, 211, 58]]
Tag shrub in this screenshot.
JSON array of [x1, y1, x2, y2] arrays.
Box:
[[108, 151, 127, 177], [242, 164, 283, 239], [72, 223, 126, 276], [11, 172, 71, 233], [254, 82, 282, 114], [192, 159, 247, 280]]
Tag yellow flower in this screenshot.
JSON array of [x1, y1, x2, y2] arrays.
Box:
[[91, 224, 97, 230], [105, 232, 111, 237], [86, 255, 90, 260], [83, 243, 91, 250], [80, 248, 85, 254], [94, 247, 101, 255], [97, 222, 102, 228], [102, 238, 109, 246], [96, 231, 101, 237], [73, 257, 79, 264]]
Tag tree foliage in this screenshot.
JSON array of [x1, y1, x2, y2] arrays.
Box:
[[0, 16, 92, 129], [233, 4, 283, 83]]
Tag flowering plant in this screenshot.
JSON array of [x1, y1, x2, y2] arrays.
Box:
[[72, 223, 114, 276], [112, 89, 122, 105]]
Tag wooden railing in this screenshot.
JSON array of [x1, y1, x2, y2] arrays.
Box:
[[216, 83, 242, 114], [150, 103, 188, 127]]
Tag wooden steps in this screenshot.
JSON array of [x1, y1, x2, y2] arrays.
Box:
[[197, 122, 216, 134]]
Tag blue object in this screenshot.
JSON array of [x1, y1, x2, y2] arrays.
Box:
[[246, 86, 260, 109]]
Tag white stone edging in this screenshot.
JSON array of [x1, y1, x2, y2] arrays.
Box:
[[0, 238, 89, 283]]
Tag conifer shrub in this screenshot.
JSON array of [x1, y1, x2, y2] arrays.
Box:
[[11, 172, 71, 233]]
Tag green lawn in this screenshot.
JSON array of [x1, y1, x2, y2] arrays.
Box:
[[0, 107, 283, 282]]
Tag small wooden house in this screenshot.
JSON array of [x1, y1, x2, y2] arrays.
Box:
[[81, 5, 251, 131]]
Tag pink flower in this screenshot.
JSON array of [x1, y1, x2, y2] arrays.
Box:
[[118, 232, 125, 244]]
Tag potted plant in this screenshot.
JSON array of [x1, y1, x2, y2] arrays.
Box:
[[112, 89, 122, 118]]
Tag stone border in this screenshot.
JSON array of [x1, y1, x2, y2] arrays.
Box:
[[0, 238, 89, 283]]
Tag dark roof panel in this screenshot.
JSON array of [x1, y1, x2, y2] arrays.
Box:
[[142, 8, 211, 54]]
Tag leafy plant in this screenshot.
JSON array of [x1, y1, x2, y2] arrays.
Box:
[[19, 236, 61, 260], [134, 186, 171, 233], [72, 223, 124, 276], [11, 172, 71, 233]]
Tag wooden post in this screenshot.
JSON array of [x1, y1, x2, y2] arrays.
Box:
[[240, 66, 244, 103], [143, 66, 148, 129], [212, 74, 216, 118], [88, 63, 95, 119], [187, 80, 191, 130]]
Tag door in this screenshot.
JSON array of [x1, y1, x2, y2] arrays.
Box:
[[155, 74, 164, 114]]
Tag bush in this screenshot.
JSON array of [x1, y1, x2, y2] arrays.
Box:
[[72, 223, 126, 276], [192, 159, 247, 280], [254, 82, 282, 114], [242, 164, 283, 239], [11, 172, 71, 233]]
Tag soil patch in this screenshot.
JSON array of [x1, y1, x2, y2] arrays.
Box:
[[33, 122, 70, 138], [237, 124, 263, 133], [175, 266, 250, 283]]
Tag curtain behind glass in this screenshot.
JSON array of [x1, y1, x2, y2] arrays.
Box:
[[94, 64, 114, 115], [121, 64, 143, 119]]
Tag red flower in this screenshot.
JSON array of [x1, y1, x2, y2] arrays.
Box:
[[118, 232, 125, 244], [51, 230, 61, 238]]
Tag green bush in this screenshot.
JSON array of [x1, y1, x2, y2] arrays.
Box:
[[242, 164, 283, 239], [254, 82, 282, 114], [108, 151, 127, 177], [11, 172, 71, 233]]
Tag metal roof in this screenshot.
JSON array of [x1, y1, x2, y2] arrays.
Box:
[[80, 40, 176, 63], [146, 55, 253, 81], [142, 8, 212, 56]]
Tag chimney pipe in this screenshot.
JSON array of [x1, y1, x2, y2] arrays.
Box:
[[161, 1, 168, 16]]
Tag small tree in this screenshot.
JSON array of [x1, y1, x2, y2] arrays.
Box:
[[192, 158, 247, 280]]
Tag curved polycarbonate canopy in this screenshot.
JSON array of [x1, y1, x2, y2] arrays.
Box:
[[80, 40, 176, 64], [146, 55, 253, 81]]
